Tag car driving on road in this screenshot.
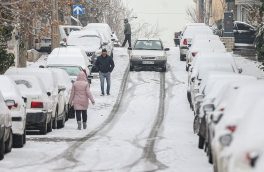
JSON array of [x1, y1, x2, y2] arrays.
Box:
[[128, 38, 169, 72]]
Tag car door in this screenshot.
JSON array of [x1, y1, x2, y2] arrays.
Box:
[[234, 22, 255, 44]]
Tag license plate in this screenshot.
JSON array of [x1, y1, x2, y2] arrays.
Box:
[[142, 61, 154, 65]]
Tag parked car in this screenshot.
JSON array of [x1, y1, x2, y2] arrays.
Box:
[[59, 25, 82, 43], [233, 21, 256, 45], [8, 75, 53, 135], [112, 32, 121, 47], [128, 38, 169, 72], [186, 35, 226, 71], [180, 24, 213, 61], [67, 30, 104, 71], [0, 76, 26, 148], [84, 23, 114, 56], [209, 81, 264, 170], [47, 47, 92, 82], [0, 91, 12, 160], [5, 68, 65, 130], [35, 37, 52, 53]]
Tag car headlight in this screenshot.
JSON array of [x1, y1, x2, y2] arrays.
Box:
[[131, 55, 141, 60]]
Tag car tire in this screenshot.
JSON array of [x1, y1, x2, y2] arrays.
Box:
[[161, 66, 167, 72], [5, 130, 12, 153], [0, 129, 5, 160], [52, 106, 58, 129], [198, 136, 205, 149], [47, 119, 52, 133], [207, 145, 213, 164], [180, 54, 186, 61], [57, 114, 65, 129], [130, 65, 134, 71], [13, 134, 24, 148], [23, 129, 26, 144], [39, 121, 47, 135]]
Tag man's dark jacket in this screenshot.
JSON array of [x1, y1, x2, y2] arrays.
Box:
[[95, 55, 115, 73], [124, 23, 131, 35]]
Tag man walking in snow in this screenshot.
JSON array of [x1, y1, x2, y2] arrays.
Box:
[[95, 49, 115, 96], [122, 18, 132, 47]]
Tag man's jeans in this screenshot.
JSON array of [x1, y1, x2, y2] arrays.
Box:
[[99, 72, 111, 94]]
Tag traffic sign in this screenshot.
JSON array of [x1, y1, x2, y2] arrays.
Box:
[[73, 5, 85, 15]]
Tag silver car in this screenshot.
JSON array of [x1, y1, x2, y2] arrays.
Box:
[[128, 38, 169, 72]]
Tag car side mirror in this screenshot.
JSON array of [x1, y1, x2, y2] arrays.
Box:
[[111, 38, 115, 41], [103, 42, 108, 46], [128, 47, 132, 50], [60, 41, 67, 47], [210, 113, 223, 124], [22, 97, 27, 103], [164, 48, 170, 51], [47, 92, 51, 97], [191, 77, 195, 83], [87, 75, 94, 80]]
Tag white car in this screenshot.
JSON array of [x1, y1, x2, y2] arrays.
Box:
[[0, 91, 12, 160], [84, 23, 114, 56], [67, 30, 104, 71], [128, 38, 169, 72], [180, 24, 213, 61], [49, 68, 72, 121], [0, 76, 26, 148], [47, 47, 91, 82], [211, 81, 264, 172], [59, 25, 82, 43], [186, 35, 226, 71], [5, 68, 65, 130], [9, 75, 53, 135]]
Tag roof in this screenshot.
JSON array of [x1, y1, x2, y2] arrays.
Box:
[[68, 29, 100, 37]]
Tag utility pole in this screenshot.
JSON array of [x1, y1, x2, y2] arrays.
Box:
[[51, 0, 59, 50]]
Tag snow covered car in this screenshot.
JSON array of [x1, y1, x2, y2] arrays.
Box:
[[47, 47, 92, 83], [84, 23, 114, 56], [210, 81, 264, 172], [0, 76, 26, 148], [194, 73, 256, 151], [186, 35, 226, 71], [49, 68, 72, 121], [67, 29, 104, 71], [128, 38, 169, 72], [59, 25, 82, 43], [111, 32, 121, 47], [180, 23, 213, 61], [5, 68, 65, 130], [0, 91, 12, 160], [9, 75, 53, 135]]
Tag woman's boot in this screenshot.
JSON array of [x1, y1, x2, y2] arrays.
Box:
[[77, 121, 82, 130], [83, 122, 87, 129]]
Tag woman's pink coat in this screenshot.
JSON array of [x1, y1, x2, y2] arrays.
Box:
[[69, 72, 95, 110]]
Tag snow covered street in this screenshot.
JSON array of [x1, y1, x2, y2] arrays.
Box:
[[1, 47, 263, 172]]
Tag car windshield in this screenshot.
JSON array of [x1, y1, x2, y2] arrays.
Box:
[[68, 35, 101, 46], [49, 66, 82, 76], [134, 40, 163, 50]]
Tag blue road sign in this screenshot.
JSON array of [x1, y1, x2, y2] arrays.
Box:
[[73, 5, 85, 15]]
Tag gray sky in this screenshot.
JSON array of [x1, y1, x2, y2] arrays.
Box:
[[122, 0, 195, 46]]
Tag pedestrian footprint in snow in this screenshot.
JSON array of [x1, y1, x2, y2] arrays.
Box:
[[95, 49, 115, 96], [69, 71, 95, 130]]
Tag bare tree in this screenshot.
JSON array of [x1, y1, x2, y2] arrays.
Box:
[[186, 6, 199, 23]]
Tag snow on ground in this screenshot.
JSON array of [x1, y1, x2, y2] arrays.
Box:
[[1, 47, 263, 172]]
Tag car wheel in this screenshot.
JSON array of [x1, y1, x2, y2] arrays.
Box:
[[130, 65, 134, 71], [198, 136, 205, 149], [5, 130, 12, 153], [47, 119, 52, 133], [23, 129, 26, 144], [39, 121, 47, 135], [13, 134, 24, 148], [0, 130, 5, 160], [57, 114, 65, 129], [161, 65, 167, 72], [52, 106, 58, 129], [207, 145, 213, 164], [68, 106, 75, 119], [180, 54, 186, 61]]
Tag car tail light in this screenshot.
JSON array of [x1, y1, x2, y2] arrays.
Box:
[[226, 125, 236, 133], [5, 100, 18, 110], [192, 52, 198, 57], [246, 152, 259, 167], [220, 107, 225, 112], [31, 101, 43, 108], [183, 39, 188, 45]]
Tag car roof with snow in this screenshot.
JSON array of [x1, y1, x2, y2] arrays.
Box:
[[5, 68, 58, 93], [8, 75, 47, 97], [68, 29, 100, 37], [48, 68, 71, 88], [190, 39, 226, 52]]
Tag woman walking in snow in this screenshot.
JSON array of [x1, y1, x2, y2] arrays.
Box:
[[69, 71, 95, 130]]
